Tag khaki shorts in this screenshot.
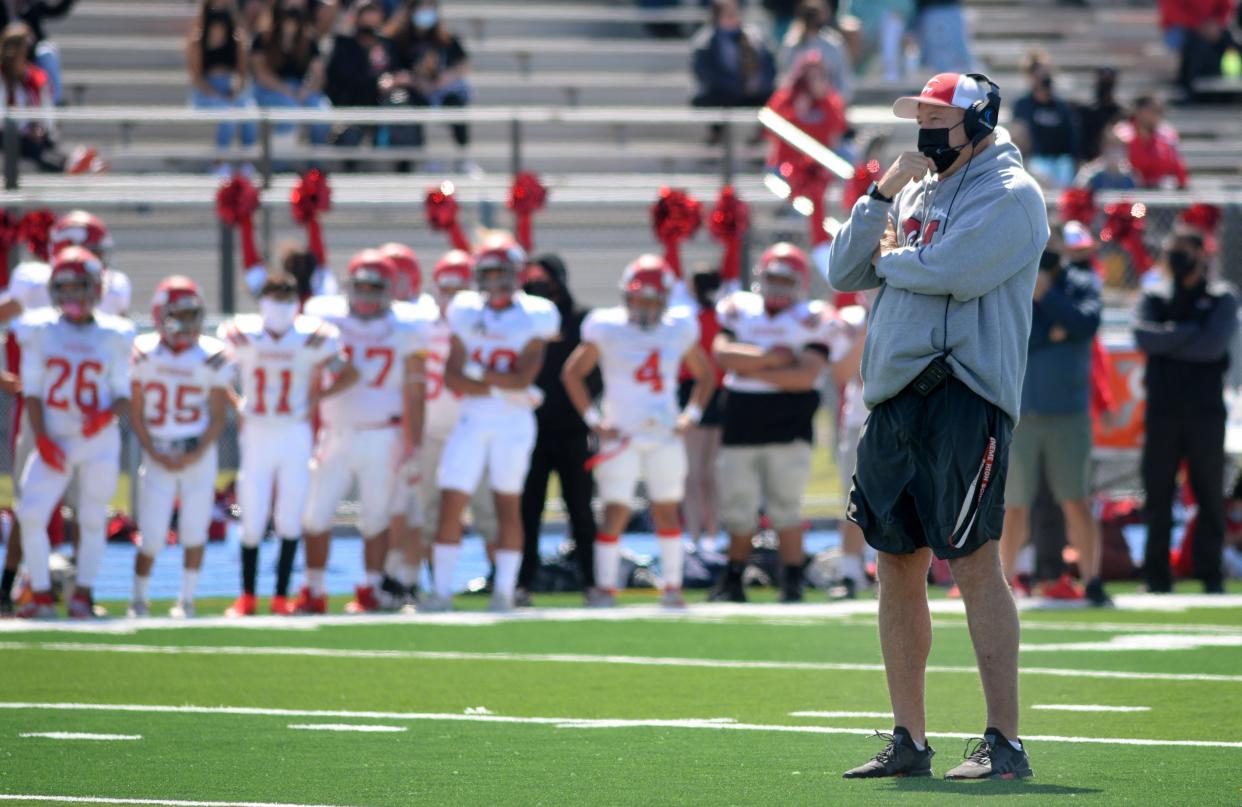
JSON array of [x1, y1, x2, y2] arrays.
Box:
[[418, 433, 497, 545], [718, 441, 813, 534], [1004, 411, 1092, 509]]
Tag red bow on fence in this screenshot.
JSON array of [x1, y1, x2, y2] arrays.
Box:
[[1099, 202, 1151, 276], [19, 209, 55, 261], [507, 172, 547, 253], [1058, 188, 1097, 226], [425, 181, 470, 252], [650, 186, 701, 277], [708, 186, 749, 282], [290, 169, 332, 266], [216, 174, 262, 269], [1180, 203, 1222, 255], [0, 211, 22, 288]]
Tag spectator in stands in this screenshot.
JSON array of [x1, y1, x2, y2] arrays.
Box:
[[764, 0, 801, 46], [1177, 15, 1242, 102], [1000, 246, 1110, 606], [0, 22, 95, 173], [187, 0, 259, 164], [325, 1, 398, 146], [680, 267, 725, 550], [0, 1, 76, 107], [914, 0, 975, 74], [779, 1, 853, 104], [250, 0, 332, 146], [1133, 230, 1238, 594], [1158, 0, 1235, 55], [691, 0, 776, 143], [1076, 67, 1123, 162], [1073, 128, 1137, 191], [240, 0, 270, 32], [1011, 50, 1082, 188], [518, 254, 598, 603], [841, 0, 913, 82], [311, 0, 340, 38], [382, 0, 475, 171], [1114, 94, 1188, 189], [765, 51, 848, 167]]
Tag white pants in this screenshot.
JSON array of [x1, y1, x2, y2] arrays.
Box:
[[17, 423, 121, 591], [398, 432, 497, 542], [594, 435, 688, 505], [437, 410, 536, 496], [304, 425, 402, 537], [237, 420, 312, 546], [137, 445, 219, 556]]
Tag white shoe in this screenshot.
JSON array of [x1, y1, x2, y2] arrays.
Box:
[[487, 592, 514, 613], [585, 587, 616, 608], [417, 593, 453, 613], [127, 600, 150, 618], [168, 599, 195, 619]]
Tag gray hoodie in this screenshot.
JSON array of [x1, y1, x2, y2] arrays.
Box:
[[821, 129, 1049, 423]]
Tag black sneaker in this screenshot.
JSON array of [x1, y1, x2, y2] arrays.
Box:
[[944, 728, 1032, 780], [1084, 578, 1113, 607], [842, 727, 934, 779], [828, 577, 858, 601], [708, 563, 747, 603], [780, 564, 804, 603], [1204, 579, 1225, 595]]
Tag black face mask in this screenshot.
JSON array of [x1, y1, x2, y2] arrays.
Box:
[[917, 123, 966, 174], [356, 25, 377, 39], [206, 9, 233, 26], [1167, 250, 1198, 281], [523, 281, 558, 301], [284, 7, 305, 22]]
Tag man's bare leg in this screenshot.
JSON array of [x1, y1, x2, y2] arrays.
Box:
[[949, 540, 1020, 739], [877, 547, 933, 745]]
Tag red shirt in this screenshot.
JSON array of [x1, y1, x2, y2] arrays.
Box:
[[1158, 0, 1234, 30], [1116, 120, 1188, 189], [765, 88, 848, 173]]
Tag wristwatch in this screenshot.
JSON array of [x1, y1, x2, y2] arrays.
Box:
[[866, 182, 893, 203]]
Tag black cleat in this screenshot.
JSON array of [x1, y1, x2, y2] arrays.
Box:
[[708, 563, 747, 603], [1085, 578, 1113, 607], [944, 728, 1032, 780], [842, 727, 934, 779], [781, 564, 804, 603], [828, 577, 858, 601]]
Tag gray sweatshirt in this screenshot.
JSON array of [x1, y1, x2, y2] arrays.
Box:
[[821, 130, 1049, 423]]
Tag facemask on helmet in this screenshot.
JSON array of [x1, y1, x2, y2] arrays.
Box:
[[160, 296, 205, 350], [476, 262, 517, 303], [755, 264, 802, 312], [51, 274, 97, 322], [348, 267, 391, 319]]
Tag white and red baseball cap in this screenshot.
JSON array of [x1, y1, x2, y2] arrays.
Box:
[[893, 72, 991, 119], [1062, 221, 1096, 250]]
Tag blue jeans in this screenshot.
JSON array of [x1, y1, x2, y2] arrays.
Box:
[[918, 5, 975, 73], [34, 41, 63, 105], [253, 80, 331, 145], [191, 74, 258, 149]]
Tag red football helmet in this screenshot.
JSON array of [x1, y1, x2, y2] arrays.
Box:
[[433, 249, 474, 293], [49, 246, 104, 322], [755, 242, 810, 310], [379, 242, 420, 301], [50, 210, 114, 265], [473, 234, 526, 300], [620, 254, 674, 330], [346, 248, 398, 319], [152, 275, 205, 351]]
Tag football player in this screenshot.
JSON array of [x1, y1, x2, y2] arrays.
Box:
[[14, 247, 133, 618], [562, 255, 715, 608], [218, 270, 358, 617], [299, 249, 428, 614], [422, 236, 559, 612], [128, 277, 233, 618]]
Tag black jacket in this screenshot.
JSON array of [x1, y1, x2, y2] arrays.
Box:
[[1133, 278, 1239, 417], [0, 0, 75, 46], [528, 254, 601, 438], [325, 34, 397, 107]]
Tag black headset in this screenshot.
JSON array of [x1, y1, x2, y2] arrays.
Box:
[[962, 73, 1001, 145]]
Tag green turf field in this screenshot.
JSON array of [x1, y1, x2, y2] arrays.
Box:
[[2, 589, 1241, 806]]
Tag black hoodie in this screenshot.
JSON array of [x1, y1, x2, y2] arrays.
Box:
[[526, 254, 601, 438]]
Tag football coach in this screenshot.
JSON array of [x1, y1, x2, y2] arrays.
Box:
[[824, 73, 1049, 780]]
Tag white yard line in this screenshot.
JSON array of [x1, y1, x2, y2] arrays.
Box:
[[18, 732, 142, 740], [0, 702, 1238, 750], [5, 640, 1242, 683], [1022, 634, 1242, 652], [0, 797, 361, 807], [789, 711, 893, 719], [287, 724, 407, 733], [1031, 705, 1151, 713]]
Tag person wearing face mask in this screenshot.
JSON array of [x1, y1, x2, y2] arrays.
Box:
[[1074, 67, 1123, 162], [187, 0, 258, 166], [691, 0, 776, 144], [217, 271, 359, 617], [1072, 128, 1137, 192], [250, 0, 332, 146], [1133, 231, 1238, 595], [827, 72, 1048, 780], [324, 0, 397, 146], [1010, 50, 1081, 189], [764, 51, 848, 208], [711, 243, 839, 604], [1115, 94, 1188, 190], [515, 254, 599, 605], [562, 255, 715, 608]]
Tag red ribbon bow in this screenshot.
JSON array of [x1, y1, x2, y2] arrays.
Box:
[[507, 171, 547, 252], [0, 211, 23, 288], [18, 209, 55, 262], [290, 169, 332, 266], [650, 187, 702, 277], [216, 174, 263, 269], [708, 186, 749, 282], [1058, 188, 1097, 226], [425, 181, 470, 252], [1099, 202, 1152, 276], [1180, 203, 1222, 254]]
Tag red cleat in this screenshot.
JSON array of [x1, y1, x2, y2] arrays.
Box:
[[1010, 574, 1033, 598], [1040, 574, 1085, 601], [270, 595, 295, 616], [16, 592, 56, 619], [291, 586, 328, 615], [225, 593, 257, 617], [345, 585, 380, 614], [68, 592, 105, 619]]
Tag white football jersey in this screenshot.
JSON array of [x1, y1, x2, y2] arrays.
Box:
[[131, 332, 233, 441], [394, 294, 458, 440], [217, 313, 342, 422], [446, 291, 560, 418], [582, 306, 699, 435], [15, 308, 134, 438], [303, 295, 430, 429], [715, 291, 838, 394], [0, 261, 131, 318]]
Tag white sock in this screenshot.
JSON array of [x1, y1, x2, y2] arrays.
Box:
[[306, 568, 326, 596], [132, 574, 150, 603], [179, 569, 199, 603], [1009, 739, 1023, 751], [384, 549, 404, 580], [493, 549, 521, 599], [432, 543, 460, 600], [912, 738, 926, 751], [365, 571, 383, 590], [658, 533, 684, 590], [400, 563, 419, 588], [839, 552, 865, 583], [594, 536, 620, 593]]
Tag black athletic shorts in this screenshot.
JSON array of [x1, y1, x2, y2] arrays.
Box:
[[847, 375, 1013, 560]]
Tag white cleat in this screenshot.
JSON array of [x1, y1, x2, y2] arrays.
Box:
[[417, 594, 453, 613], [168, 599, 195, 619], [126, 600, 150, 618]]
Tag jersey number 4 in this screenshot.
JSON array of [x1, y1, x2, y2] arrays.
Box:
[[46, 358, 102, 411], [634, 349, 663, 393]]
